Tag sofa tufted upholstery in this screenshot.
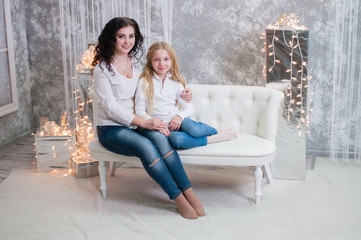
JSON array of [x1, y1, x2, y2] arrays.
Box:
[[89, 84, 284, 204]]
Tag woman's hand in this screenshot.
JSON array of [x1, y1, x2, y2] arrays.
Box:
[[158, 128, 170, 137], [168, 115, 182, 131], [180, 87, 192, 103], [143, 118, 168, 131], [144, 118, 170, 136], [133, 116, 170, 136]]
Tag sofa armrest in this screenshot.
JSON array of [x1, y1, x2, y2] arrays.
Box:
[[257, 89, 284, 143], [88, 90, 98, 137]]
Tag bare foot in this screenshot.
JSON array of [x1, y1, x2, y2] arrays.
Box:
[[183, 188, 205, 217], [207, 129, 237, 144], [174, 194, 198, 219]]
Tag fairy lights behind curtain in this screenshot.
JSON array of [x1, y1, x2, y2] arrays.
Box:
[[331, 0, 361, 164]]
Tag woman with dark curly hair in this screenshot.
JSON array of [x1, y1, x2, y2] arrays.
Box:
[[91, 17, 204, 219]]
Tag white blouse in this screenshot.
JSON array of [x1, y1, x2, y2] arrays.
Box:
[[135, 72, 194, 124], [92, 59, 143, 127]]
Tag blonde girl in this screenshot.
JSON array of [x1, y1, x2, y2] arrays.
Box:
[[135, 41, 236, 150]]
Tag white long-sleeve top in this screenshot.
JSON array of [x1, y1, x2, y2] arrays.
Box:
[[135, 72, 194, 124], [92, 59, 143, 127]]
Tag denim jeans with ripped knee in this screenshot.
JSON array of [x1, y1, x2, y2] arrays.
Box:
[[97, 126, 191, 199]]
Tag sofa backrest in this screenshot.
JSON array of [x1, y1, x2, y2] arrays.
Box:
[[89, 84, 284, 142], [188, 84, 284, 142]]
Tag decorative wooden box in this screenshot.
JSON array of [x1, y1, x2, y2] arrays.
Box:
[[72, 158, 99, 178], [35, 135, 75, 172]]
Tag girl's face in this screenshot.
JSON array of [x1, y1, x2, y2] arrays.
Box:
[[114, 26, 135, 55], [151, 49, 171, 80]]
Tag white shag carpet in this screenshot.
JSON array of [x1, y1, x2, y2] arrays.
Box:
[[0, 164, 360, 240]]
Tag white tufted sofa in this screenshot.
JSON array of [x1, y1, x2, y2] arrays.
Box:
[[89, 84, 284, 204]]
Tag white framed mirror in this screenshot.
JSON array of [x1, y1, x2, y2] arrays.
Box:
[[0, 0, 18, 117]]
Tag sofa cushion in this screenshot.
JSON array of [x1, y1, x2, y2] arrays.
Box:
[[177, 133, 275, 158], [89, 133, 275, 162]]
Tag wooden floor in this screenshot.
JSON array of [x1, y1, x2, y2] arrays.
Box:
[[0, 135, 36, 182]]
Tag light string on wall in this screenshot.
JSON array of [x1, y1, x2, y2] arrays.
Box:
[[261, 13, 312, 136]]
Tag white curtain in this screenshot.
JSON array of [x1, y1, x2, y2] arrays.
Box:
[[330, 0, 361, 164], [161, 0, 173, 44]]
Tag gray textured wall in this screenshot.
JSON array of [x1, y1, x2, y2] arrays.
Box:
[[27, 0, 66, 127], [0, 0, 346, 155], [171, 0, 336, 153]]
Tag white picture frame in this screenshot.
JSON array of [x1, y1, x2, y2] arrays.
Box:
[[0, 0, 18, 117]]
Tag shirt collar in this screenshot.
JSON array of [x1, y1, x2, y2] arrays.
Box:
[[153, 72, 172, 82]]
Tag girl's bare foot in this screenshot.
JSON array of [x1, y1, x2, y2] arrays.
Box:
[[174, 194, 198, 219], [207, 129, 237, 144], [183, 188, 205, 217]]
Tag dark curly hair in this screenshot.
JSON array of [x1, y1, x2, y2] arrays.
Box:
[[92, 17, 144, 73]]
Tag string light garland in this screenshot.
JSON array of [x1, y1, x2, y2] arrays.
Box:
[[76, 45, 96, 74], [36, 112, 72, 137], [72, 46, 95, 166], [261, 13, 312, 136]]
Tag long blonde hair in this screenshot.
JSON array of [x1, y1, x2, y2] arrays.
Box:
[[139, 41, 185, 113]]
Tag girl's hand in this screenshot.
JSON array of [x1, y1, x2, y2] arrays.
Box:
[[169, 115, 182, 131], [180, 87, 192, 103]]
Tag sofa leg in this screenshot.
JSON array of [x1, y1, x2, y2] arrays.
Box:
[[98, 160, 107, 198], [263, 163, 273, 184], [254, 166, 262, 205], [109, 161, 117, 176]]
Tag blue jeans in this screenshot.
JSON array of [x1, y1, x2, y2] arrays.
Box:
[[168, 118, 217, 149], [97, 126, 191, 200]]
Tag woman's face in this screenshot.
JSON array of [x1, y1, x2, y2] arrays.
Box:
[[114, 26, 135, 55]]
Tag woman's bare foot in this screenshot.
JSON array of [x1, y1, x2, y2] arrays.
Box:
[[183, 188, 205, 217], [207, 129, 237, 144], [174, 194, 198, 219]]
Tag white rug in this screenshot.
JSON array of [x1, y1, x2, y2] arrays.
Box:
[[0, 164, 360, 240]]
